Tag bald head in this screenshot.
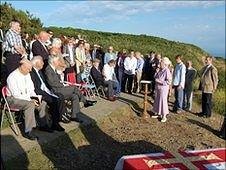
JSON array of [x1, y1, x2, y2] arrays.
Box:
[[19, 59, 33, 75], [186, 60, 192, 68], [38, 31, 50, 42], [31, 56, 44, 70]]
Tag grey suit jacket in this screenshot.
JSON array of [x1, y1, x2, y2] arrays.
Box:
[[200, 65, 218, 93], [185, 67, 197, 92], [63, 45, 76, 64], [45, 65, 64, 92]]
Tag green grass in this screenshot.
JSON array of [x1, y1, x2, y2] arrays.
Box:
[[193, 88, 225, 115], [212, 89, 226, 115]]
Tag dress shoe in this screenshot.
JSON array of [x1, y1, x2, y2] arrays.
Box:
[[60, 114, 71, 123], [70, 117, 83, 123], [198, 112, 205, 117], [52, 124, 65, 132], [39, 125, 54, 133], [60, 118, 71, 124], [203, 115, 211, 118], [88, 100, 97, 104], [24, 131, 39, 141], [108, 96, 116, 101], [176, 110, 184, 114], [84, 101, 96, 108]]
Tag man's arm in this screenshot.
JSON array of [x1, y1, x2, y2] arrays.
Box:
[[211, 67, 218, 91], [45, 68, 64, 89], [179, 64, 186, 88]]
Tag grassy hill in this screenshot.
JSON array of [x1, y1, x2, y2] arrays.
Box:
[[46, 26, 225, 89], [1, 2, 225, 114]]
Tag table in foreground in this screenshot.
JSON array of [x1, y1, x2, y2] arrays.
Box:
[[114, 148, 226, 170]]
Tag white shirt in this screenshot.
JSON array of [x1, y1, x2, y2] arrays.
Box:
[[68, 45, 74, 63], [124, 56, 137, 75], [7, 69, 37, 101], [103, 64, 115, 81]]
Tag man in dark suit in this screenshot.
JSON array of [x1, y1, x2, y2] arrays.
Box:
[[45, 54, 97, 123], [90, 59, 105, 88], [30, 56, 67, 131], [150, 53, 161, 96], [183, 61, 197, 111], [32, 31, 50, 70]]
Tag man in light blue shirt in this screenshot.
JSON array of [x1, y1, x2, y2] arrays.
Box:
[[104, 46, 117, 64], [172, 55, 186, 113], [133, 52, 144, 93]]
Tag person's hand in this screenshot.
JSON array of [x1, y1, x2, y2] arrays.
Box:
[[32, 99, 40, 106], [178, 85, 183, 89], [155, 78, 162, 84], [70, 62, 75, 67], [156, 68, 160, 72]]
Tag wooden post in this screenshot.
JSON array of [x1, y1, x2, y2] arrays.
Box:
[[140, 80, 151, 119]]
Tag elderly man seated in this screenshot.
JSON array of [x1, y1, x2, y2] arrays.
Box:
[[7, 59, 52, 140], [30, 56, 67, 131], [45, 54, 97, 123]]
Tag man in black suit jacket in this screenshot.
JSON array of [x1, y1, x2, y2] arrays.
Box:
[[90, 59, 105, 88], [45, 54, 97, 123], [32, 31, 50, 70], [91, 59, 116, 101], [30, 56, 67, 131]]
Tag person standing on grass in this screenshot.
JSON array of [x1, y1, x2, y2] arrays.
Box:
[[172, 55, 186, 114], [151, 57, 172, 122], [104, 46, 117, 65], [198, 56, 218, 118], [133, 52, 144, 93], [3, 20, 26, 75], [183, 61, 196, 111], [121, 50, 137, 94]]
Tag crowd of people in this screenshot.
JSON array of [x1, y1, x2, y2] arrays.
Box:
[[0, 20, 219, 140]]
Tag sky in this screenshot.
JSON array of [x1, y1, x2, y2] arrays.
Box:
[[4, 0, 226, 57]]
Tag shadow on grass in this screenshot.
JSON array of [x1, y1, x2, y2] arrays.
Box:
[[117, 96, 143, 116], [77, 112, 164, 169], [1, 135, 29, 169], [186, 118, 220, 136], [36, 112, 164, 169], [3, 112, 164, 169]]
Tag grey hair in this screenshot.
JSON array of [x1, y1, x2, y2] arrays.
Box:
[[48, 54, 61, 64], [52, 38, 62, 47], [31, 55, 43, 66], [9, 20, 20, 28], [162, 57, 172, 66]]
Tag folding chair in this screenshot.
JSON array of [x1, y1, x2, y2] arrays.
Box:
[[1, 86, 21, 135], [66, 72, 89, 96], [80, 72, 102, 99]]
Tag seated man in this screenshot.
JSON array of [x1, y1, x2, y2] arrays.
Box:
[[45, 54, 97, 123], [30, 56, 68, 132], [7, 59, 52, 140], [90, 59, 105, 88], [102, 59, 119, 101]]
